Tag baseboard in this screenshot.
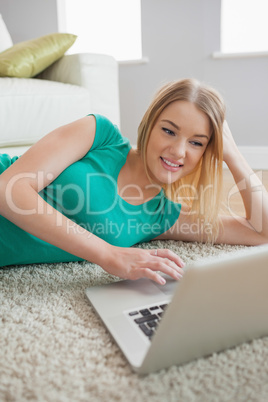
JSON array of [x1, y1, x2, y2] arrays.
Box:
[[224, 146, 268, 170]]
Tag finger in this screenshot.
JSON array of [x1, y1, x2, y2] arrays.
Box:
[[162, 258, 184, 277], [156, 260, 184, 281], [150, 248, 185, 268], [132, 267, 167, 285], [143, 258, 184, 281], [147, 250, 185, 280]]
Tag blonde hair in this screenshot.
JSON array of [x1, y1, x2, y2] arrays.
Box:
[[137, 78, 225, 243]]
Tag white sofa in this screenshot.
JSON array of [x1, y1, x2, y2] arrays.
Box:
[[0, 53, 120, 157]]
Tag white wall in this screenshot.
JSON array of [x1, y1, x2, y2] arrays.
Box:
[[119, 0, 268, 147], [0, 0, 58, 43], [1, 0, 268, 151]]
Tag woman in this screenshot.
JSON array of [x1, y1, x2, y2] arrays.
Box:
[[0, 78, 267, 284]]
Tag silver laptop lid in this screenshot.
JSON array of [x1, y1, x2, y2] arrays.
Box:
[[139, 245, 268, 374]]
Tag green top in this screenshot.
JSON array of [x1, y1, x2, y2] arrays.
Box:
[[0, 114, 181, 267]]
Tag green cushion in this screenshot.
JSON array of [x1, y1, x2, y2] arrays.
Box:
[[0, 33, 77, 78]]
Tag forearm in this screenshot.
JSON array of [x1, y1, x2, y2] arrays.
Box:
[[0, 182, 112, 266], [0, 182, 186, 285], [225, 148, 268, 237]]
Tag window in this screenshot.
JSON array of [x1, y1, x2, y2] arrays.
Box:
[[221, 0, 268, 53], [57, 0, 142, 61]]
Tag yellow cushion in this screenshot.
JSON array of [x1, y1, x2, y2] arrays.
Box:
[[0, 33, 77, 78]]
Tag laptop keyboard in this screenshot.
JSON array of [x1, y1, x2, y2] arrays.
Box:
[[128, 303, 169, 341]]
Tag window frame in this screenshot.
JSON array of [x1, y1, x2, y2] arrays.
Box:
[[56, 0, 147, 63]]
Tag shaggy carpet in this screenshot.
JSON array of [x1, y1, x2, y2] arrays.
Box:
[[1, 240, 268, 402]]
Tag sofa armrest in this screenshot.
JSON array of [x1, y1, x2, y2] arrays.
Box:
[[38, 53, 120, 126]]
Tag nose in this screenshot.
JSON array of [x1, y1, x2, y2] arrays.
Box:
[[170, 139, 186, 159]]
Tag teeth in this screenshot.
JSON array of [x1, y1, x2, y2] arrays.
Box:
[[162, 157, 181, 168]]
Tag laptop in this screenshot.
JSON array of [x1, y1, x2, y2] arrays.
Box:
[[85, 245, 268, 375]]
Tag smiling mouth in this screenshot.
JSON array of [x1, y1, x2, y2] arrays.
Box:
[[160, 157, 183, 168]]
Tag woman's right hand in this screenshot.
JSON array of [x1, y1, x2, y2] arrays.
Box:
[[100, 246, 185, 285]]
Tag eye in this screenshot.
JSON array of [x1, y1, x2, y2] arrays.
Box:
[[190, 141, 203, 147], [162, 127, 175, 136]]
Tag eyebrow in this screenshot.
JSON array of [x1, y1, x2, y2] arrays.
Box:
[[161, 119, 180, 130], [161, 119, 210, 140]]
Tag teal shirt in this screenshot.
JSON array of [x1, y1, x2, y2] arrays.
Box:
[[0, 114, 181, 267]]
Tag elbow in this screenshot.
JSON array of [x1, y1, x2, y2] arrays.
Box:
[[248, 230, 268, 246], [0, 177, 14, 217], [252, 224, 268, 246], [0, 177, 7, 215], [0, 175, 39, 220], [244, 217, 268, 246], [256, 234, 268, 245], [0, 175, 26, 217]]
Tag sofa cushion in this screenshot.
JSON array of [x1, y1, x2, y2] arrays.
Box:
[[0, 77, 91, 147], [0, 33, 77, 78]]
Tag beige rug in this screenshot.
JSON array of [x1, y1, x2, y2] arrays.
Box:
[[1, 240, 268, 402]]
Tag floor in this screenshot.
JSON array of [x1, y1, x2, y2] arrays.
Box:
[[222, 169, 268, 216]]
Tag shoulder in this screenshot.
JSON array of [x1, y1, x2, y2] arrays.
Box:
[[89, 114, 129, 151], [90, 114, 120, 138]]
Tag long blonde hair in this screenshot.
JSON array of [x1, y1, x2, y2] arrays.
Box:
[[137, 78, 225, 243]]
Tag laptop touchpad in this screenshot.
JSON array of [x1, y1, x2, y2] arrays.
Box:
[[153, 275, 178, 296]]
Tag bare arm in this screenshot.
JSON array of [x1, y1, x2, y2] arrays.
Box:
[[0, 116, 107, 263], [220, 121, 268, 241], [157, 122, 268, 246], [0, 116, 184, 284]]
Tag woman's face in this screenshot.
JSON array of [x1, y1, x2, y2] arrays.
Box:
[[146, 100, 211, 185]]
